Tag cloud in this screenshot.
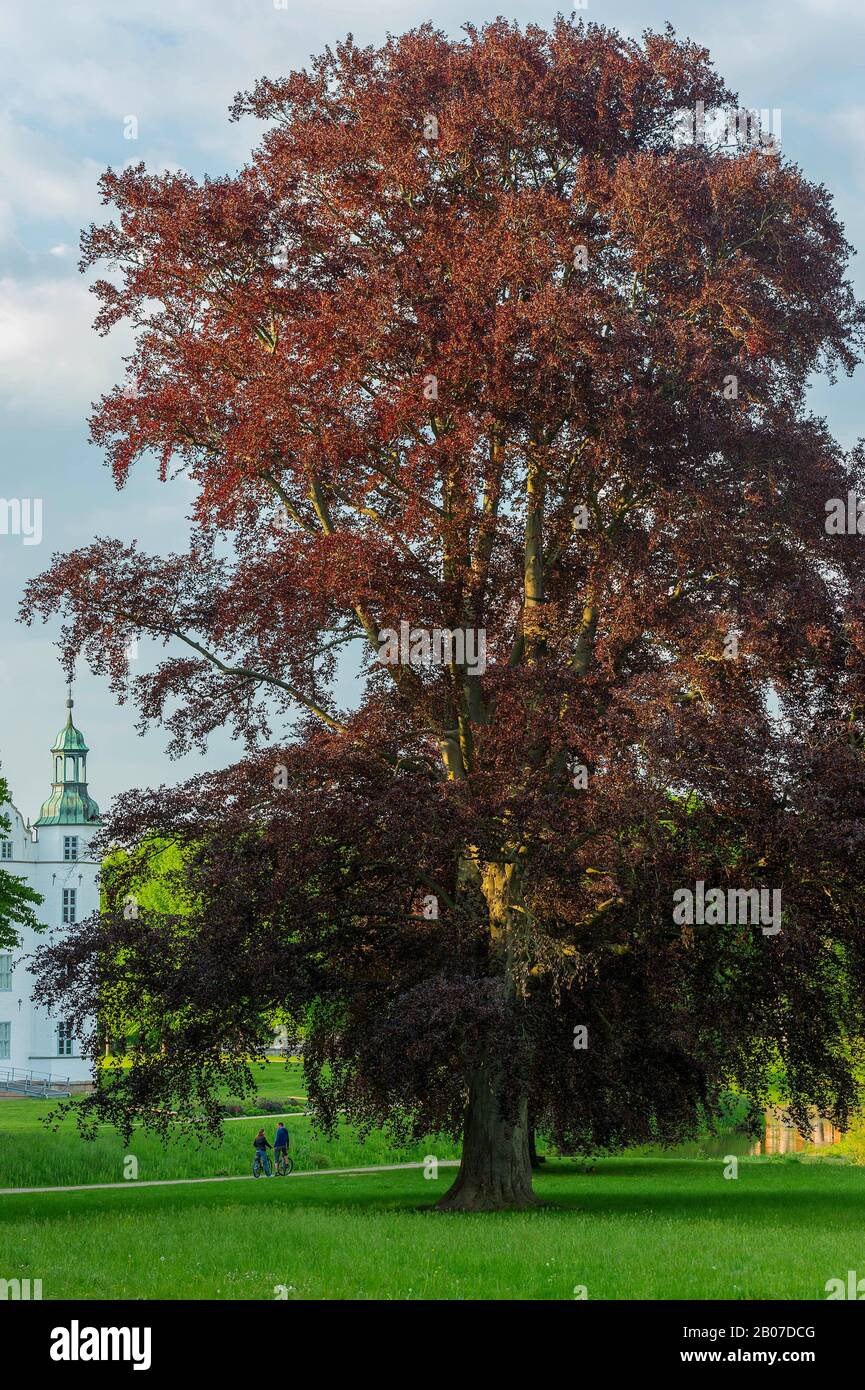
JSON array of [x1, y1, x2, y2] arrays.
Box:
[[831, 107, 865, 173], [0, 116, 104, 253], [0, 0, 420, 160], [0, 276, 130, 418]]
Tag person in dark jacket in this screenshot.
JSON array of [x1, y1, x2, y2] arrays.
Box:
[[273, 1122, 290, 1168], [253, 1128, 272, 1175]]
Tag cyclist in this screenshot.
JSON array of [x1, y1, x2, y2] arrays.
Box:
[[253, 1127, 273, 1176], [273, 1121, 290, 1173]]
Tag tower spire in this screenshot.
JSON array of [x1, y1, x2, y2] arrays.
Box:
[[34, 694, 100, 827]]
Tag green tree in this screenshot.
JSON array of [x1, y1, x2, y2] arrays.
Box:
[[0, 775, 45, 951]]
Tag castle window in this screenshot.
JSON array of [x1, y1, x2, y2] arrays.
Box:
[[0, 953, 11, 990], [56, 1021, 74, 1057], [0, 1022, 10, 1060], [62, 888, 77, 924], [63, 836, 78, 862], [0, 840, 11, 861]]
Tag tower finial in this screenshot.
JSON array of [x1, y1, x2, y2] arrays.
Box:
[[66, 680, 73, 711]]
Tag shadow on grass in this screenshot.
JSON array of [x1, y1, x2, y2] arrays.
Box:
[[531, 1158, 865, 1225]]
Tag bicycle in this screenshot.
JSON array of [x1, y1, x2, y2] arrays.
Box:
[[274, 1149, 294, 1176], [252, 1150, 273, 1178]]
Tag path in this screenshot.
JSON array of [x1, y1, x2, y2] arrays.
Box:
[[0, 1159, 461, 1197]]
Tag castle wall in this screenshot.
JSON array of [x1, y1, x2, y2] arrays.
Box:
[[1, 774, 99, 1087]]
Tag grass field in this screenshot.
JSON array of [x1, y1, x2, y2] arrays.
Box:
[[0, 1104, 461, 1187], [0, 1064, 461, 1188], [2, 1157, 863, 1300], [2, 1061, 863, 1300], [99, 1057, 308, 1102], [0, 1066, 757, 1188], [212, 1057, 308, 1103]]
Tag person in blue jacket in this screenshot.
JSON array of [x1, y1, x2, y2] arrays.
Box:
[[273, 1121, 290, 1169]]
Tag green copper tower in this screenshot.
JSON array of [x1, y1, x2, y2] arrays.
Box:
[[34, 693, 101, 827]]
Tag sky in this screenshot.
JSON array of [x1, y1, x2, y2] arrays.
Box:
[[1, 0, 864, 821]]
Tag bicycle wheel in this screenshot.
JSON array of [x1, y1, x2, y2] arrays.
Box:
[[283, 1154, 294, 1175], [252, 1155, 264, 1178]]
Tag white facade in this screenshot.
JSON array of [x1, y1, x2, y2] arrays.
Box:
[[0, 703, 100, 1085]]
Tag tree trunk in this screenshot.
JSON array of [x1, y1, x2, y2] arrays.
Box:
[[437, 1061, 540, 1212], [437, 857, 539, 1211]]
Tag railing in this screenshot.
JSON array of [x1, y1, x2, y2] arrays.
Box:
[[0, 1066, 71, 1097]]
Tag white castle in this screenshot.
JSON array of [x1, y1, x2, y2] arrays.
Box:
[[0, 695, 100, 1087]]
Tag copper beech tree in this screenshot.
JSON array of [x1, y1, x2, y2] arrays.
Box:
[[23, 20, 865, 1210]]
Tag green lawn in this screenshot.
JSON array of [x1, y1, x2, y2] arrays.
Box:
[[0, 1098, 459, 1188], [1, 1157, 863, 1299], [2, 1058, 448, 1187], [221, 1057, 308, 1102], [0, 1068, 760, 1189], [98, 1057, 308, 1103], [2, 1070, 862, 1300]]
